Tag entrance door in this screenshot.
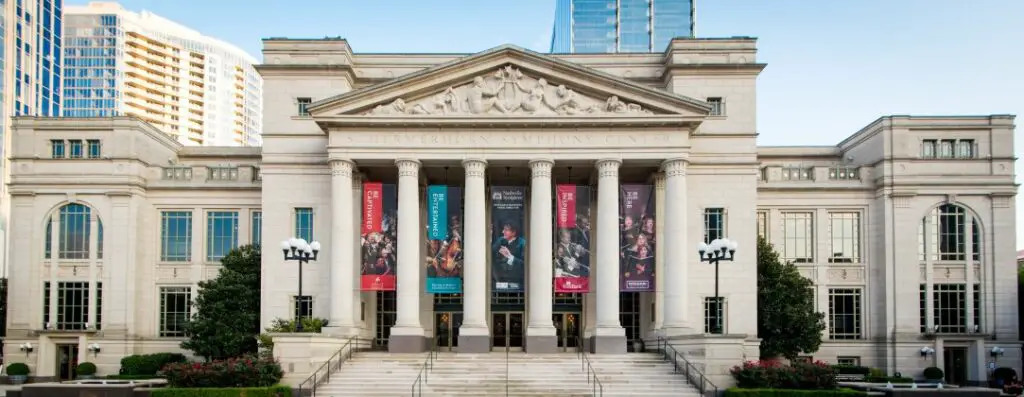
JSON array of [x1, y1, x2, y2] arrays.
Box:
[[943, 347, 968, 385], [553, 312, 582, 351], [491, 312, 524, 351], [56, 344, 78, 381], [435, 312, 463, 351]]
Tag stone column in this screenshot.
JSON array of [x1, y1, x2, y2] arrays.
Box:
[[526, 159, 557, 353], [326, 159, 356, 336], [661, 158, 691, 336], [458, 159, 491, 352], [389, 159, 425, 352], [593, 159, 626, 353]]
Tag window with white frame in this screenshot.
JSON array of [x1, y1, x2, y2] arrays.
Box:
[[160, 211, 193, 262], [297, 97, 312, 116], [703, 208, 727, 243], [294, 208, 314, 242], [706, 97, 725, 116], [703, 297, 725, 334], [159, 286, 192, 337], [828, 212, 860, 263], [206, 211, 239, 261], [756, 211, 768, 239], [922, 139, 976, 159], [919, 204, 981, 262], [781, 212, 814, 263], [45, 203, 104, 259], [251, 211, 262, 246], [836, 356, 861, 366], [294, 295, 313, 320], [920, 283, 980, 334], [828, 288, 862, 339], [43, 281, 102, 330]]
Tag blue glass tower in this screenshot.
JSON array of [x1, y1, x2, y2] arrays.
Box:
[[12, 0, 62, 117], [549, 0, 695, 53], [61, 13, 118, 118]]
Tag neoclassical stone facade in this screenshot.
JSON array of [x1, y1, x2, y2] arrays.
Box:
[[2, 37, 1018, 387]]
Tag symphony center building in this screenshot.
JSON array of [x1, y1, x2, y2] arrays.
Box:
[[3, 37, 1019, 387]]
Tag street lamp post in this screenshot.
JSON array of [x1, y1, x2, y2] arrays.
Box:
[[696, 238, 738, 334], [279, 237, 321, 332]]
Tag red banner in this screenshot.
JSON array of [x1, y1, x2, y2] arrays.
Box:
[[362, 183, 382, 234], [360, 183, 396, 291], [556, 184, 577, 228]]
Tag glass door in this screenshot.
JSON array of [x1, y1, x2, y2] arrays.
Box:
[[435, 312, 462, 351], [57, 344, 78, 381], [553, 312, 581, 351], [491, 312, 507, 349], [490, 312, 525, 351]]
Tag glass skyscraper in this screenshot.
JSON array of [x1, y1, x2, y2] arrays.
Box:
[[10, 0, 62, 117], [550, 0, 695, 53]]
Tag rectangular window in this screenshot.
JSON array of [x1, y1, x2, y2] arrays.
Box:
[[780, 166, 814, 181], [939, 139, 955, 158], [294, 208, 314, 242], [703, 297, 725, 334], [296, 97, 312, 116], [756, 211, 769, 239], [836, 356, 861, 366], [921, 139, 936, 158], [828, 288, 862, 339], [781, 212, 814, 263], [51, 139, 65, 158], [160, 211, 192, 262], [206, 211, 239, 261], [251, 211, 262, 246], [707, 97, 725, 116], [921, 283, 972, 334], [828, 212, 860, 263], [956, 139, 975, 158], [159, 286, 192, 337], [68, 139, 83, 158], [703, 208, 726, 243], [86, 139, 101, 158], [294, 295, 313, 320], [42, 281, 101, 330]]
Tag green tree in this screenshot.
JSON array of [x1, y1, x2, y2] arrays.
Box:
[[757, 235, 825, 359], [181, 245, 261, 360]]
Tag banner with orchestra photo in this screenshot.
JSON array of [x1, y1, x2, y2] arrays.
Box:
[[425, 185, 464, 293], [490, 186, 527, 292], [619, 184, 656, 292], [360, 182, 398, 291], [553, 185, 591, 293]]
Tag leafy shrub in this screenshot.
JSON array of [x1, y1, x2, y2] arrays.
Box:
[[730, 360, 838, 390], [6, 363, 29, 376], [76, 362, 97, 376], [160, 355, 283, 388], [120, 353, 188, 376], [831, 365, 870, 375], [150, 385, 291, 397], [867, 368, 885, 378], [724, 388, 865, 397], [865, 376, 913, 383], [106, 374, 166, 380], [257, 317, 330, 351], [923, 366, 944, 380]]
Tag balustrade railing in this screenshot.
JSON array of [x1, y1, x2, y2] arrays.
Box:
[[571, 336, 603, 396], [652, 337, 719, 397], [296, 336, 371, 396]]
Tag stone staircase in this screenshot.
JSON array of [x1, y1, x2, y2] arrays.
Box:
[[316, 351, 704, 397]]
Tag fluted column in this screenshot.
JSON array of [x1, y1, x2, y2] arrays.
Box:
[[458, 159, 491, 352], [652, 173, 666, 333], [327, 159, 356, 335], [661, 158, 691, 336], [389, 159, 425, 352], [526, 159, 557, 353], [593, 159, 626, 353]]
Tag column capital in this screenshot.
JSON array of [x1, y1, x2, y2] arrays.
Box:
[[462, 159, 488, 178], [529, 159, 554, 178], [330, 159, 356, 177], [595, 158, 621, 176], [653, 172, 666, 190], [395, 159, 421, 176], [661, 158, 688, 177]]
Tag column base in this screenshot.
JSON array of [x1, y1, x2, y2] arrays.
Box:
[[591, 326, 627, 354], [388, 326, 426, 353], [525, 326, 558, 353], [457, 325, 491, 353]]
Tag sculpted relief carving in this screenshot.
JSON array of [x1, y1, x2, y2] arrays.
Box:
[[367, 65, 654, 116]]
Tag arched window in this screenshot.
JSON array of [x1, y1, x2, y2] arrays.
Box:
[[919, 204, 980, 261], [44, 203, 104, 259]]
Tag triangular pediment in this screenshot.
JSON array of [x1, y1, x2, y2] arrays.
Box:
[[308, 45, 711, 118]]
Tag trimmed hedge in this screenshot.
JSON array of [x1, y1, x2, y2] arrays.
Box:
[[150, 385, 291, 397], [725, 388, 866, 397], [120, 353, 188, 376], [106, 374, 167, 380]]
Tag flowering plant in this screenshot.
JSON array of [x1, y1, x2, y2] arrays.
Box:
[[730, 359, 837, 389], [160, 355, 283, 388]]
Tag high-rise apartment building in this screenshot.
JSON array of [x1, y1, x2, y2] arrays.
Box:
[[550, 0, 695, 53], [63, 2, 262, 146]]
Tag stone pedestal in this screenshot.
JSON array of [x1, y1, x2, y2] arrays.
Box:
[[662, 334, 758, 389], [457, 326, 491, 353], [270, 333, 350, 386]]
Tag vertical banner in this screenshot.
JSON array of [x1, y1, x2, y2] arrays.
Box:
[[490, 186, 527, 292], [619, 184, 656, 292], [360, 183, 398, 291], [554, 185, 591, 292], [425, 185, 464, 293]]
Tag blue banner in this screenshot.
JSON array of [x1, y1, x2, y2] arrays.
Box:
[[426, 186, 463, 294]]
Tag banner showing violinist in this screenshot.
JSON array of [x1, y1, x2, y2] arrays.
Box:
[[619, 184, 656, 292], [425, 185, 464, 293], [360, 183, 398, 291], [554, 185, 591, 293]]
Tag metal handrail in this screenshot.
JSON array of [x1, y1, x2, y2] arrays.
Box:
[[652, 337, 719, 397], [505, 345, 510, 396], [297, 336, 372, 396], [572, 336, 604, 396], [410, 336, 441, 396]]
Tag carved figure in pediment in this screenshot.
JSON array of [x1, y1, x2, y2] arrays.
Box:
[[512, 77, 555, 114], [372, 98, 408, 114], [432, 87, 460, 114], [550, 85, 584, 115], [466, 76, 505, 114]]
